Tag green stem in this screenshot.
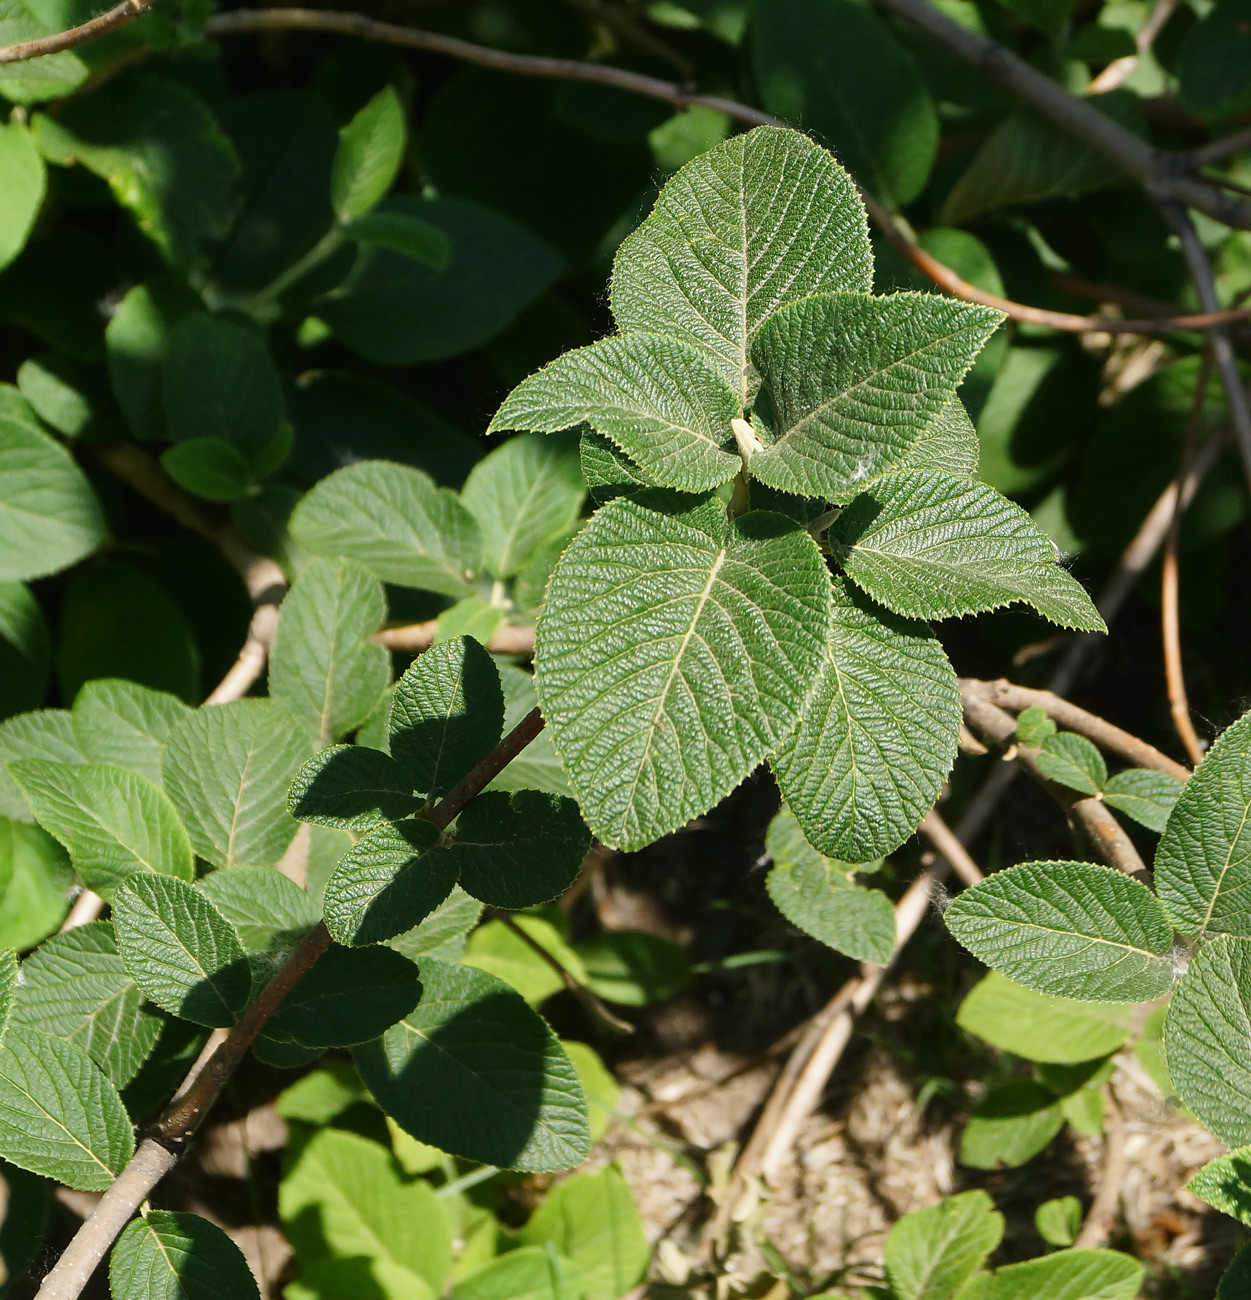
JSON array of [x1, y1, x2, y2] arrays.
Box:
[[245, 226, 346, 315]]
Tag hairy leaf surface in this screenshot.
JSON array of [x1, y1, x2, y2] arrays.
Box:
[[289, 744, 419, 830], [884, 1189, 1003, 1300], [1186, 1147, 1251, 1225], [110, 1211, 261, 1300]]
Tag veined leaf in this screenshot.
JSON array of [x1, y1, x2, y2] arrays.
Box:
[[536, 491, 831, 850], [70, 679, 191, 787], [883, 1189, 1003, 1300], [198, 866, 318, 955], [772, 575, 959, 862], [579, 430, 658, 504], [354, 957, 590, 1171], [453, 1246, 580, 1300], [289, 744, 419, 830], [12, 760, 194, 896], [0, 708, 84, 821], [831, 470, 1105, 630], [110, 1211, 261, 1300], [959, 1079, 1063, 1169], [0, 949, 11, 1041], [1156, 708, 1251, 940], [750, 292, 1000, 502], [956, 1249, 1143, 1300], [290, 460, 481, 596], [1186, 1146, 1251, 1225], [490, 333, 740, 493], [1036, 733, 1107, 796], [0, 818, 73, 950], [332, 85, 406, 223], [1102, 768, 1182, 834], [387, 885, 481, 963], [945, 861, 1175, 1003], [896, 395, 980, 478]]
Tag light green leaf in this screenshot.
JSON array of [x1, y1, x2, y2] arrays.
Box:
[[435, 597, 504, 647], [0, 580, 50, 720], [276, 1059, 366, 1127], [883, 1189, 1003, 1300], [563, 1040, 618, 1144], [289, 745, 418, 830], [519, 1167, 649, 1300], [578, 430, 659, 504], [956, 1249, 1143, 1300], [831, 471, 1105, 630], [389, 636, 504, 798], [575, 930, 689, 1007], [0, 0, 86, 103], [750, 293, 1000, 502], [332, 86, 406, 222], [450, 790, 589, 910], [113, 874, 252, 1027], [945, 861, 1175, 1003], [490, 333, 740, 493], [1165, 934, 1251, 1148], [1016, 706, 1057, 748], [0, 818, 73, 950], [464, 916, 587, 1006], [1155, 708, 1251, 940], [162, 699, 310, 870], [773, 575, 959, 862], [611, 125, 872, 405], [536, 491, 831, 850], [957, 971, 1130, 1064], [353, 957, 590, 1171], [0, 707, 83, 821], [896, 396, 980, 478], [269, 558, 389, 744], [0, 1024, 133, 1191], [12, 760, 194, 896], [452, 1246, 580, 1300], [197, 867, 319, 954], [766, 844, 895, 964], [1102, 768, 1183, 834], [0, 411, 105, 583], [1035, 1196, 1083, 1248], [0, 121, 44, 273], [71, 679, 191, 787], [110, 1210, 261, 1300], [461, 434, 586, 579], [343, 210, 451, 267], [12, 921, 160, 1086], [290, 461, 481, 596], [488, 665, 571, 798], [1185, 1146, 1251, 1224], [1036, 733, 1107, 796], [959, 1079, 1064, 1169], [387, 885, 481, 963]]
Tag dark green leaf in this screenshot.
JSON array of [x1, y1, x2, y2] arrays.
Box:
[[110, 1210, 261, 1300], [488, 664, 571, 799], [342, 210, 450, 268], [1185, 1146, 1251, 1224], [1179, 0, 1251, 119], [105, 279, 197, 443], [579, 430, 659, 504], [289, 745, 418, 830], [159, 439, 253, 503], [0, 581, 50, 719]]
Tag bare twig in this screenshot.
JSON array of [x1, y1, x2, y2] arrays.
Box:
[[1073, 1085, 1128, 1249], [1185, 124, 1251, 170], [1086, 0, 1177, 93], [918, 808, 987, 887], [59, 890, 105, 932], [0, 0, 153, 64], [373, 620, 536, 656]]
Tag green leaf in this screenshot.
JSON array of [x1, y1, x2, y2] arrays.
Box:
[[450, 790, 589, 910], [389, 637, 504, 798], [110, 1210, 261, 1300], [945, 861, 1175, 1002], [332, 86, 406, 222], [354, 957, 590, 1171], [322, 818, 456, 947], [956, 1249, 1144, 1300], [0, 581, 51, 719], [0, 818, 73, 949], [1155, 708, 1251, 940], [831, 471, 1105, 630], [1015, 706, 1057, 748], [0, 410, 105, 582], [12, 921, 160, 1086], [1036, 733, 1107, 796], [160, 439, 253, 503], [897, 396, 980, 479], [343, 210, 451, 268], [461, 434, 586, 579], [1035, 1196, 1083, 1248], [1185, 1146, 1251, 1224], [291, 461, 482, 596], [611, 125, 872, 404], [198, 866, 319, 955], [1179, 0, 1251, 119], [957, 972, 1130, 1063], [1165, 934, 1251, 1148], [490, 334, 741, 494], [162, 699, 310, 870], [275, 1059, 365, 1126], [435, 597, 504, 647], [519, 1166, 649, 1300], [0, 707, 83, 821], [452, 1246, 580, 1300], [536, 491, 831, 850], [0, 1024, 133, 1191], [575, 931, 690, 1007], [113, 874, 252, 1027], [464, 916, 586, 1006], [1221, 1245, 1251, 1300], [290, 745, 418, 830], [959, 1079, 1064, 1169], [17, 353, 105, 441], [772, 575, 959, 862], [12, 760, 194, 896], [883, 1189, 1003, 1300], [563, 1040, 618, 1145], [280, 1127, 452, 1296], [387, 885, 481, 963], [750, 293, 999, 502], [0, 0, 87, 104], [0, 121, 44, 273], [752, 0, 938, 208], [105, 279, 198, 443], [1102, 769, 1183, 834], [71, 679, 191, 787], [270, 558, 389, 744], [488, 665, 571, 799], [579, 430, 659, 504]]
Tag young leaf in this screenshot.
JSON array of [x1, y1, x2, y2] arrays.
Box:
[[490, 333, 741, 493], [197, 867, 319, 954], [342, 209, 451, 267], [611, 126, 872, 404], [269, 557, 390, 743], [453, 1245, 581, 1300], [322, 818, 456, 946], [1102, 768, 1183, 833], [956, 1249, 1143, 1300], [1185, 1146, 1251, 1225], [12, 761, 194, 896], [831, 470, 1105, 630], [113, 875, 252, 1027], [331, 85, 406, 222], [1015, 705, 1057, 748], [290, 460, 481, 596], [750, 293, 1000, 502], [289, 745, 419, 830], [536, 491, 831, 850], [1165, 934, 1251, 1148], [0, 708, 84, 821], [1035, 1196, 1083, 1248], [389, 636, 504, 798], [1035, 733, 1107, 796], [353, 957, 590, 1171], [945, 861, 1175, 1003], [11, 921, 161, 1086], [162, 699, 310, 870], [0, 121, 44, 273], [450, 790, 590, 910], [460, 434, 586, 579], [883, 1189, 1004, 1300], [896, 396, 980, 479], [110, 1211, 261, 1300], [1155, 708, 1251, 940], [959, 1079, 1064, 1169], [70, 679, 191, 787], [0, 1025, 134, 1191], [772, 575, 960, 862]]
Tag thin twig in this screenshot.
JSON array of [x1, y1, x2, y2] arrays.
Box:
[[59, 890, 105, 932], [1073, 1084, 1128, 1249], [917, 809, 987, 887], [1086, 0, 1177, 93], [0, 0, 153, 64], [424, 706, 545, 831], [373, 621, 536, 656], [1185, 124, 1251, 170]]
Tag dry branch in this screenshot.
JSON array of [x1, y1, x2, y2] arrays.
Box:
[[0, 0, 153, 64], [373, 620, 536, 656]]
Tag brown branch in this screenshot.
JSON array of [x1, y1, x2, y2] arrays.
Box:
[[424, 705, 545, 830], [0, 0, 152, 64], [1072, 1084, 1128, 1249], [373, 620, 536, 656]]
